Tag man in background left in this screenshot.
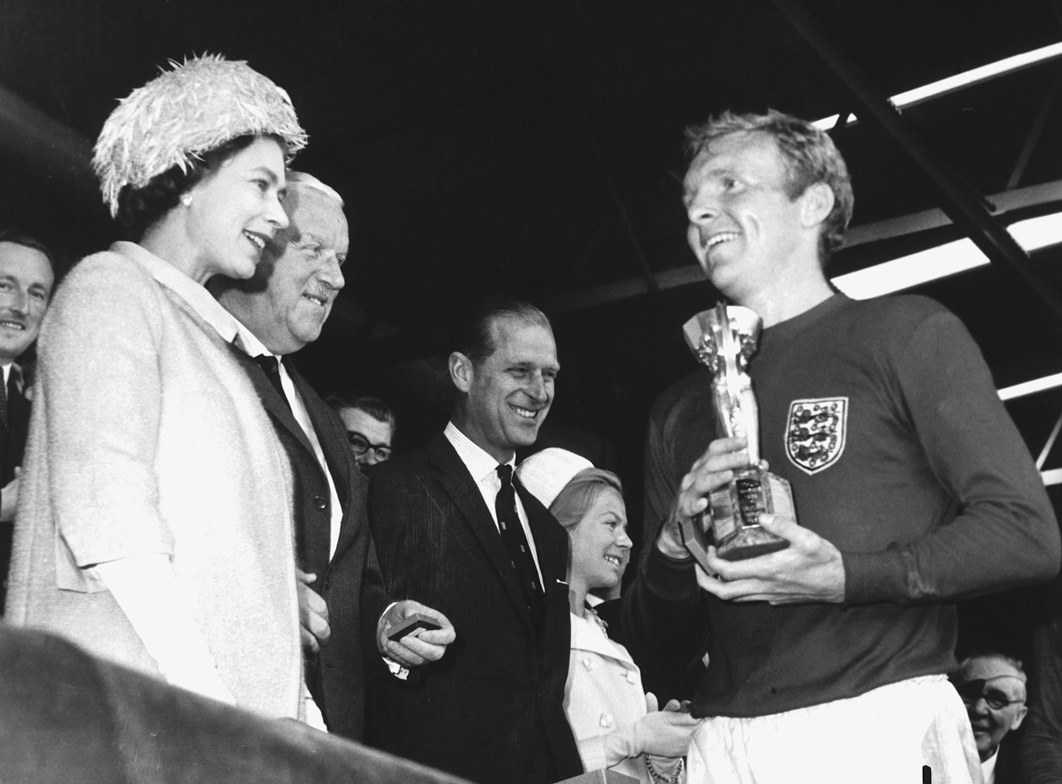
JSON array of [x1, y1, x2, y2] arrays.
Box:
[[0, 231, 55, 612]]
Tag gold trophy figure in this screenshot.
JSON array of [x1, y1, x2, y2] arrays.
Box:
[[681, 303, 793, 563]]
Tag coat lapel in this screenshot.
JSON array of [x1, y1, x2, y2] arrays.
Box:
[[227, 344, 317, 458], [426, 435, 540, 637], [515, 476, 567, 586], [570, 613, 636, 666], [289, 364, 352, 506], [288, 364, 365, 563]]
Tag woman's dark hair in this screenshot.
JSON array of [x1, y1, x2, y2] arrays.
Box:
[[114, 134, 279, 240]]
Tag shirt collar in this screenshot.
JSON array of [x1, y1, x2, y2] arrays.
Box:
[[444, 421, 513, 484], [112, 241, 242, 344], [981, 747, 998, 784], [231, 318, 273, 358]]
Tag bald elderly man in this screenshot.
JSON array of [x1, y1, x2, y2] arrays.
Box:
[[213, 173, 448, 738], [954, 652, 1029, 784]]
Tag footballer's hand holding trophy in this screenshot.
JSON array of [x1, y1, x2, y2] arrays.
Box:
[[680, 302, 793, 564]]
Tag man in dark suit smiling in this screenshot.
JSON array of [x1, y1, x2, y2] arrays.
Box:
[[213, 172, 382, 739], [365, 296, 582, 784]]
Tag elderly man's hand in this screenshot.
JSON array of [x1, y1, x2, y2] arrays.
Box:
[[296, 569, 330, 652], [376, 599, 456, 667], [694, 513, 846, 604], [656, 438, 748, 560]]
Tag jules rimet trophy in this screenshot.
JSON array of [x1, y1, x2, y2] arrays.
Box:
[[680, 302, 793, 563]]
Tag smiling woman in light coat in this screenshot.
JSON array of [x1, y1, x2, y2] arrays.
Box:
[[518, 448, 699, 783], [5, 56, 311, 719]]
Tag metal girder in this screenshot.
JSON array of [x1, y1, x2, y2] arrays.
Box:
[[1007, 67, 1062, 190], [772, 0, 1062, 323], [537, 179, 1062, 314]]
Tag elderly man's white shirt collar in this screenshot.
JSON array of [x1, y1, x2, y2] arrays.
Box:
[[981, 748, 998, 784], [231, 319, 273, 358], [114, 241, 241, 343]]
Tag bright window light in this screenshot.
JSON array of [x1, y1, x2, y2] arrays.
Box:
[[1041, 468, 1062, 486], [831, 208, 1062, 300], [1007, 212, 1062, 251], [814, 41, 1062, 130], [831, 239, 988, 298], [998, 372, 1062, 401]]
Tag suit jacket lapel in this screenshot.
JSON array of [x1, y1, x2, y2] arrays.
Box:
[[426, 435, 540, 637], [227, 344, 316, 457], [515, 477, 567, 587], [288, 364, 366, 563], [288, 364, 351, 506]]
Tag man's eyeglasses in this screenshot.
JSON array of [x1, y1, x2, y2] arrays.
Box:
[[347, 431, 392, 461], [955, 679, 1025, 710]]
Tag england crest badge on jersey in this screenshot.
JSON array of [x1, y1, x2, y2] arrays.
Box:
[[785, 397, 848, 475]]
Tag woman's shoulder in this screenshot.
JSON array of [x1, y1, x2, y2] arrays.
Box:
[[43, 245, 168, 343], [69, 245, 153, 281], [56, 245, 165, 306]]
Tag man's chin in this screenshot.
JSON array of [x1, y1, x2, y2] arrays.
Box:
[[0, 338, 31, 360], [509, 424, 542, 445], [973, 737, 994, 756]]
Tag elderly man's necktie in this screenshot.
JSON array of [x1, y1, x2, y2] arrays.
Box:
[[254, 355, 292, 412]]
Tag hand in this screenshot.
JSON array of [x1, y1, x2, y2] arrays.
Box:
[[694, 513, 846, 604], [376, 599, 456, 667], [657, 438, 748, 559], [296, 569, 330, 652], [659, 696, 692, 713], [632, 691, 700, 758], [646, 693, 690, 714], [0, 467, 21, 524]]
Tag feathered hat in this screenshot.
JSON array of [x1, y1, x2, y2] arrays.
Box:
[[516, 448, 594, 509], [93, 54, 309, 216]]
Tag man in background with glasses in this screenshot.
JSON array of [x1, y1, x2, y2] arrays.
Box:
[[953, 652, 1028, 783], [327, 393, 395, 468]]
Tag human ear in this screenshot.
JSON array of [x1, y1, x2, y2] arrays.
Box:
[[449, 351, 474, 393], [799, 182, 835, 229], [1012, 705, 1029, 731]]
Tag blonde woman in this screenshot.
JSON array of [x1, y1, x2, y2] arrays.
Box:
[[519, 448, 698, 783]]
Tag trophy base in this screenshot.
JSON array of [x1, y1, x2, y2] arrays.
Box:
[[709, 466, 793, 562], [715, 525, 789, 561]]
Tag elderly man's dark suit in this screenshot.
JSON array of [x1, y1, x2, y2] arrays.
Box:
[[364, 432, 582, 784], [232, 350, 371, 741], [991, 733, 1025, 784]]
